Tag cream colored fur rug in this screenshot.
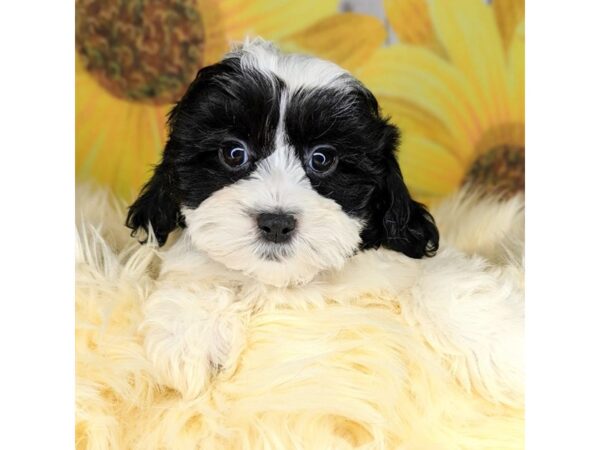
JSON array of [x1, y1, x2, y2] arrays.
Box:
[[75, 184, 524, 450]]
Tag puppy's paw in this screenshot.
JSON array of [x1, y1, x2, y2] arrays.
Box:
[[404, 248, 524, 407], [141, 285, 244, 399]]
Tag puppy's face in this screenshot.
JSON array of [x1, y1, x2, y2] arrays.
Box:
[[127, 41, 438, 286]]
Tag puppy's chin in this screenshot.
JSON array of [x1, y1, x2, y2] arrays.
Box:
[[182, 179, 364, 288], [201, 247, 328, 287]]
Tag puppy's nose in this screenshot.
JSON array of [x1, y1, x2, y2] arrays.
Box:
[[257, 213, 297, 243]]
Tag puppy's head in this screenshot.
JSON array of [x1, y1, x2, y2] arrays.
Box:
[[127, 39, 438, 286]]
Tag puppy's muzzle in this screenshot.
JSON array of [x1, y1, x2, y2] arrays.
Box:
[[257, 213, 297, 243]]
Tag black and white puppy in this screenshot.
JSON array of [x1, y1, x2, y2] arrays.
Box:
[[126, 39, 439, 397]]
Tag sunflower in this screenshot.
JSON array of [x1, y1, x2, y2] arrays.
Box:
[[357, 0, 524, 204], [76, 0, 387, 200]]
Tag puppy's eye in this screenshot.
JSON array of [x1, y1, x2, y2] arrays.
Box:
[[219, 141, 250, 169], [308, 145, 338, 175]]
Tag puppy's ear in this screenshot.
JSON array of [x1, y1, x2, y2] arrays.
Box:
[[126, 160, 183, 246], [379, 125, 439, 258]]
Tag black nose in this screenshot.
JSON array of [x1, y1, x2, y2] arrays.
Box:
[[257, 213, 297, 243]]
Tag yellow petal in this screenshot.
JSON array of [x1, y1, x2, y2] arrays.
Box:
[[428, 0, 510, 129], [379, 95, 464, 163], [221, 0, 340, 42], [197, 0, 229, 65], [493, 0, 525, 50], [507, 21, 525, 125], [357, 45, 481, 161], [279, 13, 386, 72], [384, 0, 439, 51], [76, 62, 168, 199], [76, 66, 123, 177], [398, 135, 466, 202]]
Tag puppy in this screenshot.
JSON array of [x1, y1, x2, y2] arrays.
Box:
[[126, 40, 519, 402]]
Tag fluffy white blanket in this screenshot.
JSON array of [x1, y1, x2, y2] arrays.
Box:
[[75, 185, 524, 449]]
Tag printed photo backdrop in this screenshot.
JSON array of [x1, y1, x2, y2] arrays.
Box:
[[75, 0, 524, 206]]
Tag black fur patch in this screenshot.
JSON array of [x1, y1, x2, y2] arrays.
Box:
[[127, 56, 283, 244], [285, 83, 438, 257]]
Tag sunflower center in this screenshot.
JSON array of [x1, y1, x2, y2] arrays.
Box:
[[76, 0, 205, 105], [463, 145, 525, 197]]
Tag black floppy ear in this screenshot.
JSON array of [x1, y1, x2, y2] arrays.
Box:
[[126, 160, 183, 246], [125, 63, 212, 246], [379, 126, 439, 258]]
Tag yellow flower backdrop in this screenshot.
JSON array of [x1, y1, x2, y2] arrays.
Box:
[[359, 0, 524, 204], [76, 0, 524, 205]]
